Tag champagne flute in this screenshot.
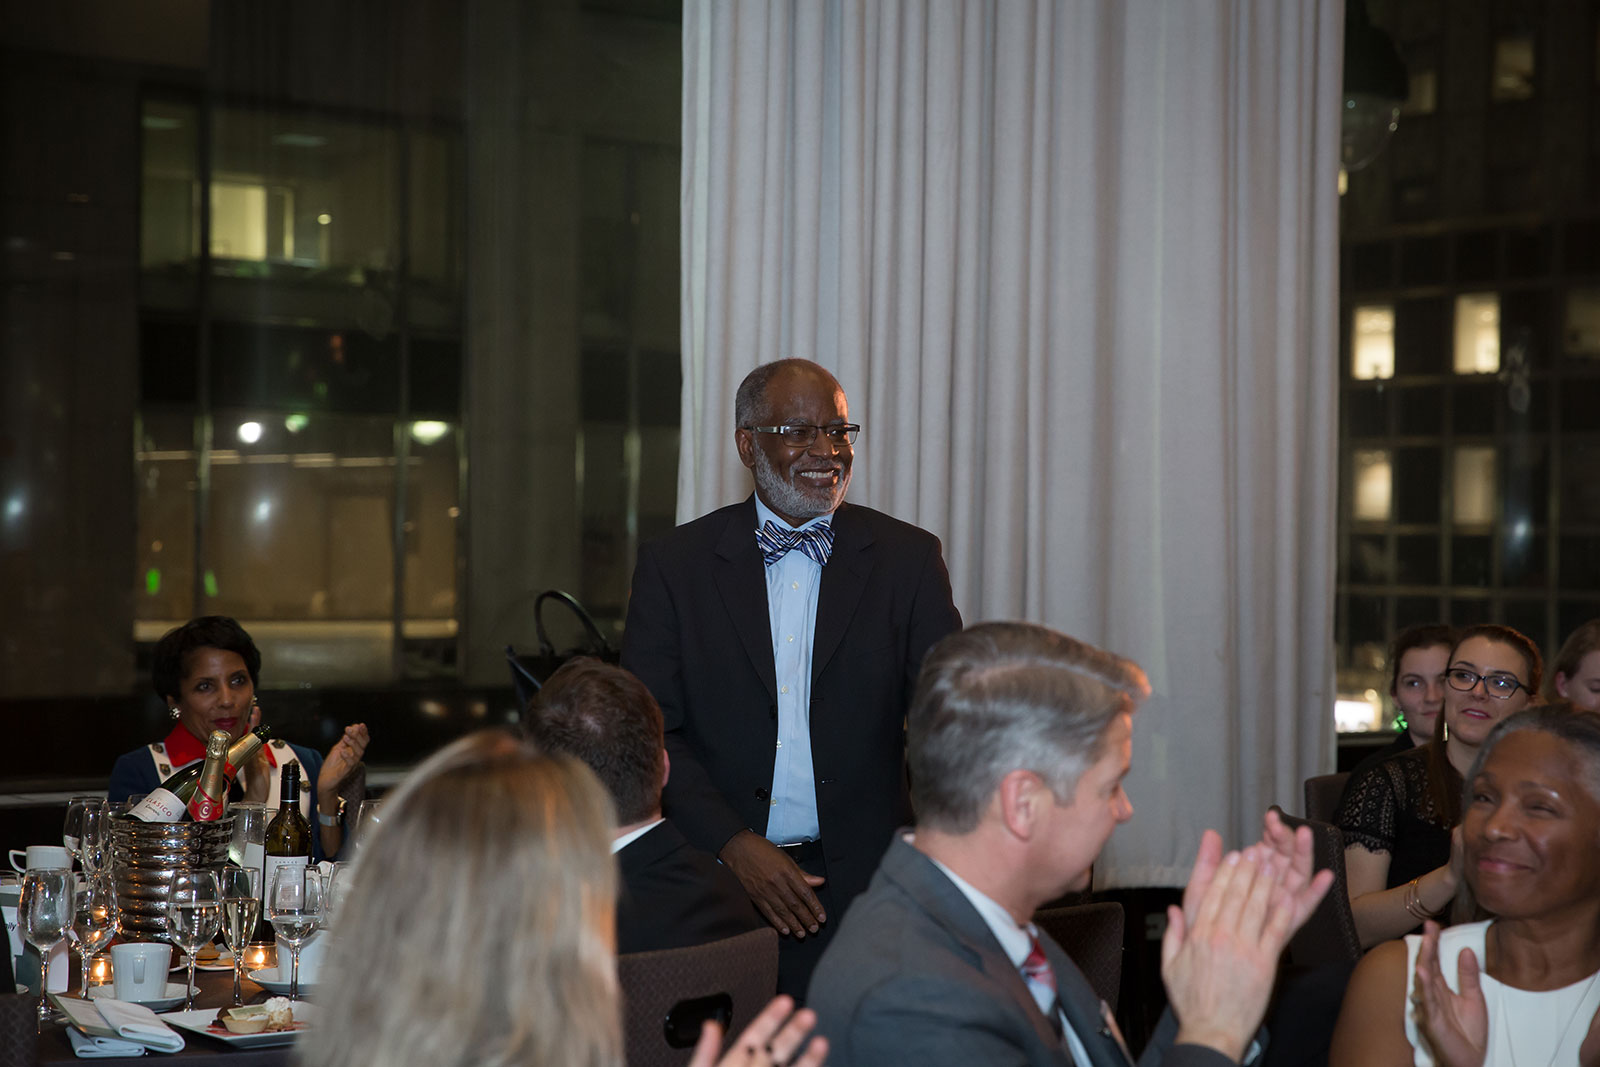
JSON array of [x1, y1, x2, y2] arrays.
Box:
[[61, 795, 101, 865], [20, 867, 73, 1024], [72, 871, 118, 999], [266, 865, 323, 1001], [78, 803, 110, 874], [218, 866, 261, 1006], [165, 870, 222, 1011]]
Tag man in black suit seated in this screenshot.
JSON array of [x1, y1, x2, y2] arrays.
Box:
[[525, 658, 763, 954], [807, 622, 1334, 1067]]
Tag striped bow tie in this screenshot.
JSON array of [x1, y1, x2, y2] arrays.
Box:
[[757, 519, 834, 567]]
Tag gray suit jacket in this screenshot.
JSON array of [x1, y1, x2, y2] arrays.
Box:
[[807, 836, 1238, 1067]]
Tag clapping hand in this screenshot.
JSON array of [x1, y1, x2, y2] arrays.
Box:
[[1410, 920, 1488, 1067], [690, 995, 828, 1067]]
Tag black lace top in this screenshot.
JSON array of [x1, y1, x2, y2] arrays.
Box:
[[1332, 745, 1454, 890]]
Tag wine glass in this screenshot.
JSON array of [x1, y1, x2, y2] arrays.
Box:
[[71, 871, 118, 999], [61, 795, 101, 866], [266, 865, 323, 1001], [20, 867, 73, 1024], [164, 870, 222, 1011], [217, 866, 261, 1006], [352, 798, 383, 852]]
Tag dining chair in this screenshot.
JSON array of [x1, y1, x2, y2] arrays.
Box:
[[1031, 900, 1125, 1012], [1302, 772, 1350, 823], [1270, 806, 1363, 967], [617, 927, 779, 1067], [0, 993, 35, 1067]]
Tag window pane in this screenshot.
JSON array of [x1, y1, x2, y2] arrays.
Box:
[[141, 97, 200, 311], [1560, 537, 1600, 589], [1500, 600, 1547, 652], [1560, 442, 1600, 525], [1396, 535, 1440, 586], [1452, 535, 1493, 586], [1453, 383, 1497, 435], [403, 422, 459, 675], [1396, 595, 1445, 630], [1348, 534, 1390, 584], [1396, 447, 1442, 524], [1454, 293, 1501, 374], [1353, 305, 1395, 379], [1394, 385, 1443, 435], [1352, 449, 1393, 522], [1565, 288, 1600, 357], [1492, 34, 1536, 101], [1453, 446, 1497, 526], [206, 412, 397, 685], [134, 414, 197, 632], [1403, 70, 1437, 116]]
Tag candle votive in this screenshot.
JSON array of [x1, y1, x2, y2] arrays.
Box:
[[89, 955, 113, 986], [243, 943, 277, 973]]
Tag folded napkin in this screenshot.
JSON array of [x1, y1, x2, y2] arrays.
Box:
[[66, 1027, 146, 1058], [90, 999, 186, 1053]]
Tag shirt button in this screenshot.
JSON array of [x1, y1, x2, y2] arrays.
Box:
[[792, 581, 799, 590], [770, 798, 778, 807], [787, 634, 794, 642], [776, 740, 783, 749], [780, 685, 788, 694]]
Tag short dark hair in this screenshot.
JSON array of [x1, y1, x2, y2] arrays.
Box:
[[734, 359, 838, 429], [524, 658, 665, 826], [1388, 623, 1457, 695], [151, 616, 262, 705], [908, 622, 1150, 834]]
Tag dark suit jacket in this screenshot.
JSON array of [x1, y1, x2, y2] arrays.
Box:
[[615, 819, 764, 954], [807, 836, 1238, 1067], [620, 497, 961, 911]]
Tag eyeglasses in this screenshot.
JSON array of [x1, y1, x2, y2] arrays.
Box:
[[1445, 668, 1529, 700], [743, 424, 861, 448]]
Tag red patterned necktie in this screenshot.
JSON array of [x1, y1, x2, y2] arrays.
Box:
[[1021, 934, 1056, 993]]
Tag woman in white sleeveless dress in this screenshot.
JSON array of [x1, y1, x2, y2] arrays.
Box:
[[1332, 703, 1600, 1066]]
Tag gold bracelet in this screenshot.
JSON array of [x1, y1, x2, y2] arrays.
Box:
[[1403, 877, 1443, 921]]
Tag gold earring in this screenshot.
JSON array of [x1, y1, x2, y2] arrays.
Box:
[[1442, 721, 1449, 741]]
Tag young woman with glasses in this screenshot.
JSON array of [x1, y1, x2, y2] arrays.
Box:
[[1335, 624, 1542, 948]]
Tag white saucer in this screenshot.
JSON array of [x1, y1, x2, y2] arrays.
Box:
[[88, 982, 198, 1012], [248, 969, 318, 996]]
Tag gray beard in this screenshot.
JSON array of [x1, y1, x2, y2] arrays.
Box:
[[752, 446, 849, 521]]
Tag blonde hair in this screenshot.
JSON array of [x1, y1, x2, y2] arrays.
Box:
[[297, 730, 622, 1067]]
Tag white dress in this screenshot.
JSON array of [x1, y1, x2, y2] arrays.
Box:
[[1404, 919, 1600, 1067]]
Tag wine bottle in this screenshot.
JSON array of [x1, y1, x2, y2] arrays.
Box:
[[260, 763, 312, 940], [127, 726, 273, 823], [187, 730, 230, 821]]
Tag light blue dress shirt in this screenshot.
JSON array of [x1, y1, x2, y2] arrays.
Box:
[[753, 495, 826, 845]]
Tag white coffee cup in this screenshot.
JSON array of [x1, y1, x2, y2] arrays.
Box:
[[8, 845, 73, 873], [277, 929, 326, 984], [111, 942, 173, 1002]]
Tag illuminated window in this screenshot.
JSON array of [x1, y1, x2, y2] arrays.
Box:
[[1453, 446, 1497, 526], [1353, 449, 1393, 522], [210, 181, 295, 262], [1565, 288, 1600, 358], [1454, 293, 1500, 374], [1492, 34, 1535, 101], [1352, 305, 1395, 380], [1403, 70, 1437, 116]]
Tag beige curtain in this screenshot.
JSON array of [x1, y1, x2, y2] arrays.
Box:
[[681, 0, 1343, 885]]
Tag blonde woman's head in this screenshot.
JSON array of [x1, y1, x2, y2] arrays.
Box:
[[298, 730, 621, 1067]]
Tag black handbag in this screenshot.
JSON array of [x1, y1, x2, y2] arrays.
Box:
[[506, 590, 620, 711]]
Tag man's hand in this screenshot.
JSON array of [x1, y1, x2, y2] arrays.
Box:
[[720, 831, 827, 938], [1410, 920, 1488, 1067], [1162, 833, 1332, 1061], [1256, 808, 1341, 931]]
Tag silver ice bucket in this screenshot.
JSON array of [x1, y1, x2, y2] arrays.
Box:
[[110, 816, 233, 939]]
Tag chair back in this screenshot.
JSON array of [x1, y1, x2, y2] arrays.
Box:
[[1031, 901, 1125, 1012], [617, 927, 779, 1067], [1271, 806, 1363, 967], [1303, 772, 1350, 823], [0, 994, 35, 1067]]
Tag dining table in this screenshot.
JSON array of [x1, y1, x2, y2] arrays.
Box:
[[34, 965, 307, 1066]]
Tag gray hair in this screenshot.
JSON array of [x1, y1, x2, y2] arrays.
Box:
[[909, 622, 1150, 834], [1463, 702, 1600, 809], [299, 730, 622, 1067], [733, 359, 836, 428]]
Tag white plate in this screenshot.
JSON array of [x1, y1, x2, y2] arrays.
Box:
[[169, 948, 235, 972], [161, 1004, 317, 1049], [87, 983, 198, 1013], [248, 968, 319, 997]]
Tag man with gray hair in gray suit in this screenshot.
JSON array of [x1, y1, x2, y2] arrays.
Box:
[[807, 621, 1332, 1067]]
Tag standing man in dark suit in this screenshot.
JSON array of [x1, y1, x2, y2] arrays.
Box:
[[621, 358, 962, 996], [524, 658, 763, 954], [807, 622, 1334, 1066]]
